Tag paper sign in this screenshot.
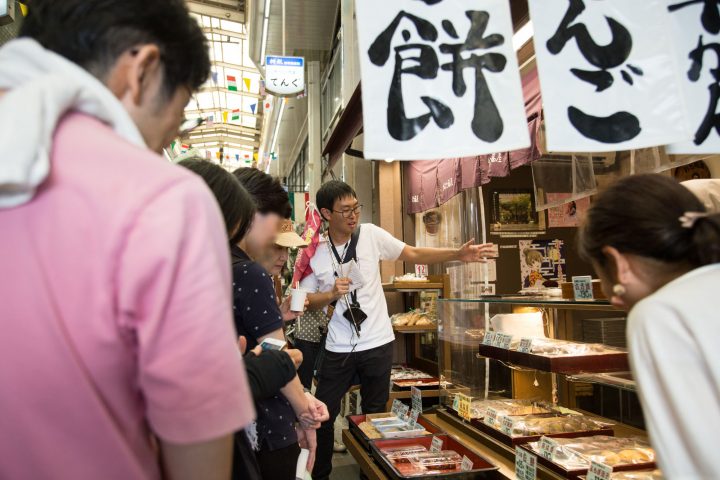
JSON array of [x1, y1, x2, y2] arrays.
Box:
[[430, 436, 443, 453], [539, 436, 559, 460], [452, 393, 460, 412], [398, 403, 410, 421], [494, 333, 513, 350], [482, 331, 496, 346], [411, 386, 423, 413], [457, 394, 472, 420], [518, 337, 534, 354], [265, 55, 305, 96], [460, 455, 474, 471], [500, 415, 515, 436], [587, 460, 613, 480], [391, 399, 403, 416], [484, 407, 499, 427], [409, 408, 420, 428], [572, 276, 594, 301], [515, 447, 538, 480], [414, 264, 429, 277]]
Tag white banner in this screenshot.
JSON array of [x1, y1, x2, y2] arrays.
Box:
[[529, 0, 691, 152], [666, 0, 720, 154], [356, 0, 529, 160]]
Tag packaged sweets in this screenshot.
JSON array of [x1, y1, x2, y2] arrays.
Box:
[[527, 436, 655, 470]]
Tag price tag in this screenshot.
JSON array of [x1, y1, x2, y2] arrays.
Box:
[[538, 436, 559, 460], [518, 337, 534, 353], [414, 264, 429, 277], [460, 455, 474, 471], [430, 436, 443, 453], [391, 399, 403, 416], [411, 386, 422, 413], [572, 275, 594, 301], [587, 461, 613, 480], [452, 393, 460, 412], [515, 447, 538, 480], [484, 407, 499, 427], [457, 394, 472, 420], [482, 331, 496, 346], [409, 408, 420, 428], [398, 403, 410, 421], [500, 415, 515, 436], [494, 333, 513, 349]]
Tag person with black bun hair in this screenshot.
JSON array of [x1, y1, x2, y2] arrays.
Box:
[[579, 174, 720, 478], [0, 1, 254, 479]]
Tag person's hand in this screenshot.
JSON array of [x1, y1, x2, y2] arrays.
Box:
[[305, 392, 330, 423], [457, 239, 495, 263], [237, 336, 262, 356], [296, 425, 317, 473], [280, 295, 303, 321], [285, 348, 303, 369], [332, 277, 351, 300]]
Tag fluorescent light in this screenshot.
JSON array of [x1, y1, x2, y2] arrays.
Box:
[[513, 21, 533, 52], [269, 99, 285, 156], [260, 0, 272, 65]]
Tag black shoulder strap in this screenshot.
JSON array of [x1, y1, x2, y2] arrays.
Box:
[[329, 225, 361, 265]]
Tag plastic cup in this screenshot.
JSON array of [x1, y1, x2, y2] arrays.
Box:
[[290, 288, 308, 312]]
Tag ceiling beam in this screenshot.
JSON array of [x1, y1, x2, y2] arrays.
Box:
[[187, 1, 244, 23], [188, 135, 260, 148], [212, 60, 258, 75], [203, 27, 247, 40], [190, 124, 260, 137]]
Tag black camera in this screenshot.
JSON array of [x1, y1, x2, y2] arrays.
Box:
[[343, 302, 368, 332]]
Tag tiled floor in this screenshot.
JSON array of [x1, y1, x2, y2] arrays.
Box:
[[330, 449, 360, 479]]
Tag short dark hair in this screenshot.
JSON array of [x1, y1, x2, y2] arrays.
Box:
[[579, 174, 720, 268], [316, 180, 357, 218], [179, 159, 256, 244], [20, 0, 210, 95], [232, 167, 292, 218]]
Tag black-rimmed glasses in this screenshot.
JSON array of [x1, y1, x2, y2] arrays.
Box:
[[333, 205, 363, 218]]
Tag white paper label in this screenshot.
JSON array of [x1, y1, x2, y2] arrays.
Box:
[[518, 337, 534, 353], [515, 447, 538, 480], [391, 399, 403, 416], [452, 393, 460, 412], [587, 460, 613, 480], [572, 275, 594, 301], [460, 455, 474, 471], [430, 436, 443, 453], [414, 264, 429, 277], [500, 415, 515, 436], [482, 331, 496, 346], [411, 386, 422, 413], [409, 408, 420, 429], [539, 436, 559, 460], [398, 403, 410, 421], [494, 333, 513, 349], [484, 407, 499, 427]]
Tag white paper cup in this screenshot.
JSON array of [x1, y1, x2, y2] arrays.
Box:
[[290, 288, 308, 312]]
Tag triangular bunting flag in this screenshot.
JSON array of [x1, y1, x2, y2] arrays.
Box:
[[227, 75, 237, 92], [243, 78, 251, 91], [250, 103, 257, 114], [211, 71, 218, 84], [222, 111, 229, 123], [236, 154, 240, 161]]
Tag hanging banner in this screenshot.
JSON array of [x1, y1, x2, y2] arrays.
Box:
[[265, 56, 305, 96], [529, 0, 690, 152], [356, 0, 529, 160], [666, 1, 720, 154]]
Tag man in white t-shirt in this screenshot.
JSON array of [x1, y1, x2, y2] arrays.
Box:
[[302, 181, 493, 480]]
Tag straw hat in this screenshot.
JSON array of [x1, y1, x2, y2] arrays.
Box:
[[275, 219, 309, 248]]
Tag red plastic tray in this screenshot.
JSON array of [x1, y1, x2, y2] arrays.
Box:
[[348, 413, 443, 452]]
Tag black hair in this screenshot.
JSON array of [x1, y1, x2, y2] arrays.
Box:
[[232, 167, 292, 219], [20, 0, 210, 95], [179, 159, 256, 244], [579, 174, 720, 269], [316, 180, 357, 219]]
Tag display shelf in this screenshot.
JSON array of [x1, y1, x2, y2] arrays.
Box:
[[348, 414, 443, 452], [393, 324, 438, 334], [477, 344, 630, 375], [439, 297, 613, 311], [383, 282, 445, 292], [566, 371, 637, 392]]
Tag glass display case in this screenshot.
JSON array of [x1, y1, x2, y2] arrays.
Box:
[[437, 296, 645, 432]]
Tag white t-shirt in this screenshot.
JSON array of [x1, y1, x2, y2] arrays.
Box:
[[627, 264, 720, 479], [300, 223, 406, 353]]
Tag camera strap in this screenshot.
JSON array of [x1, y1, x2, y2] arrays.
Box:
[[326, 226, 361, 320]]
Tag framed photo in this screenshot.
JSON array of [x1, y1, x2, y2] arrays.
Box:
[[491, 189, 546, 233]]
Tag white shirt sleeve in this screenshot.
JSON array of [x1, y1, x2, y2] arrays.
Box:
[[366, 223, 406, 261], [300, 271, 320, 293], [628, 299, 719, 478]]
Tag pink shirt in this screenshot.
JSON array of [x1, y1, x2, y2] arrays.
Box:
[[0, 113, 254, 479]]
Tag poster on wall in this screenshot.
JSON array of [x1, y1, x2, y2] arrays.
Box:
[[528, 0, 690, 152], [491, 190, 546, 235], [519, 239, 566, 290], [665, 1, 720, 154], [546, 194, 590, 228], [355, 0, 530, 160]]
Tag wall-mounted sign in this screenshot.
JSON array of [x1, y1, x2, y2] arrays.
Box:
[[265, 55, 305, 96]]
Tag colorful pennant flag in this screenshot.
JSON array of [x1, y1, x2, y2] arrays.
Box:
[[236, 154, 240, 161], [207, 115, 214, 127], [264, 100, 272, 112], [227, 75, 237, 92], [231, 109, 240, 121], [253, 152, 259, 161], [211, 71, 218, 84], [222, 111, 229, 123], [243, 78, 251, 91], [250, 103, 257, 114], [205, 150, 211, 160]]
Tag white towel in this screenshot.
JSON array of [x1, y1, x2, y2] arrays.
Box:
[[0, 38, 146, 209]]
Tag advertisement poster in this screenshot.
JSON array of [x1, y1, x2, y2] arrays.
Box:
[[546, 194, 591, 228], [519, 239, 566, 290]]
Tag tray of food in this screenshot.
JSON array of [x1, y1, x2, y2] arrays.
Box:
[[579, 470, 662, 480], [477, 412, 614, 447], [478, 337, 629, 374], [391, 310, 436, 329], [348, 413, 442, 452], [393, 377, 443, 389], [520, 435, 656, 478], [370, 434, 499, 479]]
